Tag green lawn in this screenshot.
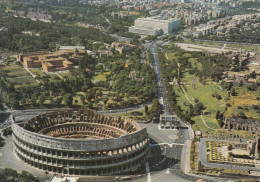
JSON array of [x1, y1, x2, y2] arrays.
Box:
[[29, 68, 46, 77], [184, 80, 227, 113], [166, 45, 259, 137], [111, 107, 149, 121], [3, 65, 30, 76], [225, 87, 260, 119], [92, 72, 110, 83], [167, 53, 175, 61], [188, 58, 202, 70], [3, 65, 37, 86]]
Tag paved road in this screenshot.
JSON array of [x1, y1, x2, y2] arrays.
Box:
[[149, 43, 171, 115], [100, 14, 132, 42], [148, 42, 199, 181], [146, 41, 228, 182]]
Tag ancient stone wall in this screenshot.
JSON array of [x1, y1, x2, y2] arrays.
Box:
[[11, 109, 149, 175]]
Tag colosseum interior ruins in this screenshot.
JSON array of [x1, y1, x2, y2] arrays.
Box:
[[12, 109, 149, 176]]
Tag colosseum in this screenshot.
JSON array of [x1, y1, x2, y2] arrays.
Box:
[[12, 109, 149, 175]]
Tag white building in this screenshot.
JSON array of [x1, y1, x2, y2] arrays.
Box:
[[129, 16, 180, 36], [58, 46, 85, 50]]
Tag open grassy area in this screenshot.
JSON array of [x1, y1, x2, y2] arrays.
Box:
[[119, 11, 140, 15], [184, 80, 227, 135], [183, 40, 223, 48], [188, 58, 202, 70], [167, 52, 175, 61], [111, 107, 149, 121], [57, 72, 71, 79], [92, 74, 106, 83], [3, 65, 37, 86], [173, 79, 222, 135], [29, 68, 47, 77], [192, 116, 215, 135], [225, 43, 260, 52], [183, 81, 258, 138], [225, 87, 260, 119], [183, 40, 260, 52], [92, 72, 110, 83], [165, 52, 259, 137], [185, 80, 227, 113]]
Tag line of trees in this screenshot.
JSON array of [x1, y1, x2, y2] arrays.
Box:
[[158, 48, 207, 123], [0, 16, 116, 52], [0, 168, 39, 182]]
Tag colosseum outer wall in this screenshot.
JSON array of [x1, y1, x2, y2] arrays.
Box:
[[11, 110, 149, 176], [12, 123, 148, 152]]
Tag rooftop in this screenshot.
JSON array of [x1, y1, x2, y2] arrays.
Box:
[[49, 174, 79, 182]]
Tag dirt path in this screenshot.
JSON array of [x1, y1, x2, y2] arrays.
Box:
[[179, 85, 214, 130]]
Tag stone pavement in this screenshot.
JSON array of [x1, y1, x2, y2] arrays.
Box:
[[0, 136, 52, 181]]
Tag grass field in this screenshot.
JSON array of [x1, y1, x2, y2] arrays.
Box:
[[181, 79, 226, 135], [172, 62, 258, 137], [184, 79, 227, 113], [225, 44, 260, 52], [183, 40, 223, 48], [166, 52, 231, 136], [225, 87, 260, 119], [111, 107, 149, 121], [92, 72, 110, 83], [29, 68, 47, 77], [119, 11, 140, 15], [3, 65, 37, 86]]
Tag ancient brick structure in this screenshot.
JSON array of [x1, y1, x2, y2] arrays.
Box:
[[12, 109, 149, 175], [223, 117, 260, 132], [247, 137, 260, 160]]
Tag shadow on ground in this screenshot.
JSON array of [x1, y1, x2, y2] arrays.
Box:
[[0, 112, 10, 123], [148, 139, 180, 172]]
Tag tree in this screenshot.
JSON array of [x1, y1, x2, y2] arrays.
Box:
[[216, 110, 220, 120], [9, 97, 20, 109], [63, 94, 73, 107], [85, 93, 92, 101], [51, 97, 62, 107], [18, 171, 35, 182], [148, 99, 160, 120], [145, 105, 148, 115], [88, 102, 93, 109], [0, 172, 7, 182], [39, 94, 45, 106], [2, 168, 18, 180], [231, 88, 236, 96], [194, 102, 205, 115], [103, 97, 109, 106], [238, 112, 246, 119]]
